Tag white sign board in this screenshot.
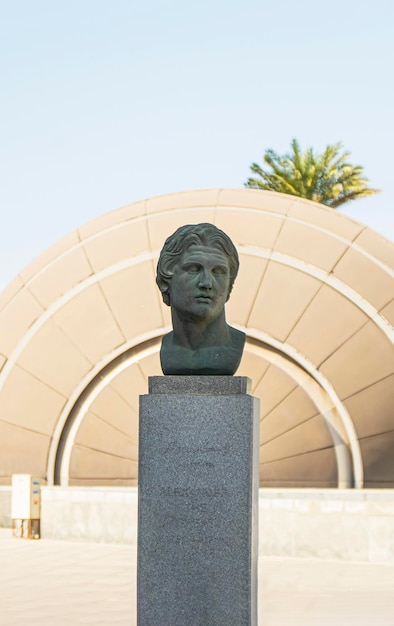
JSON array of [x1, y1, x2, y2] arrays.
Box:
[[11, 474, 41, 519]]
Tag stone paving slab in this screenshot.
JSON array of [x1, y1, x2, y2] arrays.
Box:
[[1, 529, 393, 625]]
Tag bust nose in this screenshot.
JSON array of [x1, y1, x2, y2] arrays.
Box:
[[198, 268, 212, 289]]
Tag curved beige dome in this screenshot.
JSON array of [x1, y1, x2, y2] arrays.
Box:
[[0, 189, 393, 488]]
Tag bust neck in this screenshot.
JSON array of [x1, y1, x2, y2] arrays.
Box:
[[171, 310, 229, 351]]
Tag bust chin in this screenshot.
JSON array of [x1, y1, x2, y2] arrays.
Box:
[[160, 326, 245, 376]]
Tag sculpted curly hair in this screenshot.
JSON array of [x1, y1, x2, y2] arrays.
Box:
[[156, 223, 239, 306]]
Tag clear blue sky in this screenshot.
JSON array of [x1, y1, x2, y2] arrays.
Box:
[[1, 0, 393, 289]]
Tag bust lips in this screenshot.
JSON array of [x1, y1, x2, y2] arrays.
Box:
[[195, 294, 212, 303]]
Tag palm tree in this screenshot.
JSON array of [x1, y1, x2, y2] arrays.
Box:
[[245, 139, 380, 208]]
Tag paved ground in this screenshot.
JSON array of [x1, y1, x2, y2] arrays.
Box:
[[1, 528, 393, 625]]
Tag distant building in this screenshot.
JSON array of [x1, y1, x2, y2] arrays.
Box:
[[0, 189, 393, 489]]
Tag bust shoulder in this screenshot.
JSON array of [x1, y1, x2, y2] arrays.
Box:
[[160, 326, 245, 376]]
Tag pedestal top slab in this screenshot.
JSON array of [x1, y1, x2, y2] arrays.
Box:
[[148, 376, 252, 395]]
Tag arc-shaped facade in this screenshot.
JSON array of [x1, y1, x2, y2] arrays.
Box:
[[0, 189, 393, 488]]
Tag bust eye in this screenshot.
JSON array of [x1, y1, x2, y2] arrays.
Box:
[[186, 264, 200, 273], [213, 267, 226, 275]]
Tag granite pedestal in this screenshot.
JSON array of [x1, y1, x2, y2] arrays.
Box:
[[137, 376, 260, 626]]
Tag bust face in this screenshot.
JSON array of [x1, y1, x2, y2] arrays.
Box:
[[168, 244, 231, 323]]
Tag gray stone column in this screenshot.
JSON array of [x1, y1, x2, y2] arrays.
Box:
[[137, 376, 260, 626]]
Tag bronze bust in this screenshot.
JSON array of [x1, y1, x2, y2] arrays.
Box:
[[156, 223, 245, 375]]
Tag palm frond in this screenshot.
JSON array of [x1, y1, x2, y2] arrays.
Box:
[[244, 139, 380, 209]]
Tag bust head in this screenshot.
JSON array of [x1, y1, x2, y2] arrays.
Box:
[[156, 223, 245, 375], [156, 223, 240, 307]]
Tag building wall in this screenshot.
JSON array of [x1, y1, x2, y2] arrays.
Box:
[[0, 189, 393, 488], [3, 486, 393, 563]]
